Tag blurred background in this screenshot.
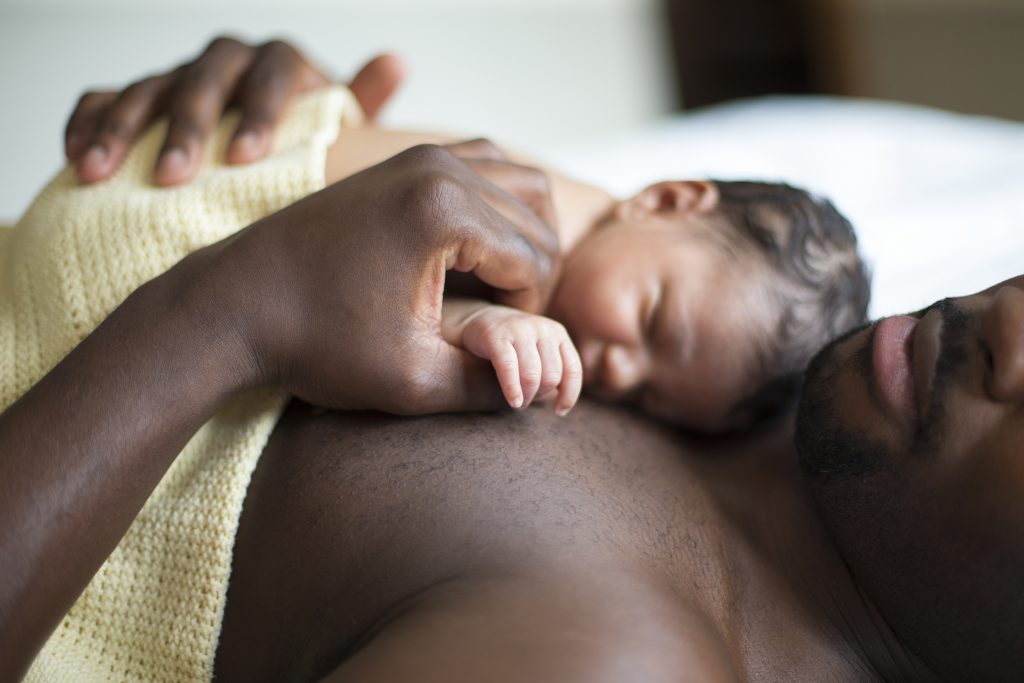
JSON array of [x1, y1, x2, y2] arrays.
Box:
[[1, 0, 1022, 222]]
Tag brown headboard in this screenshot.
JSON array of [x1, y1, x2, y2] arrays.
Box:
[[664, 0, 820, 110]]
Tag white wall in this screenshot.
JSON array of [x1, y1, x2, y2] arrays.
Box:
[[0, 0, 673, 221]]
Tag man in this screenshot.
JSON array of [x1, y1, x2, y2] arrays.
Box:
[[3, 39, 1018, 682], [795, 285, 1024, 681]]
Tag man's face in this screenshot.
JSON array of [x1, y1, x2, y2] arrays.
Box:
[[795, 275, 1024, 680]]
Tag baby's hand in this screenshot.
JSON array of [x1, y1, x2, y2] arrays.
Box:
[[460, 306, 582, 415]]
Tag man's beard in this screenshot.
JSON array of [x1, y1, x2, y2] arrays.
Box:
[[795, 299, 969, 482], [795, 325, 892, 481]]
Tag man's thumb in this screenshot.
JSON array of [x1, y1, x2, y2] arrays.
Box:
[[415, 344, 509, 414]]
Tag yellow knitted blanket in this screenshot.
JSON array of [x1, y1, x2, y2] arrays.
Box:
[[4, 86, 354, 682]]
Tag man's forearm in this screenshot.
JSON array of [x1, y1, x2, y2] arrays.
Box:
[[0, 254, 252, 679]]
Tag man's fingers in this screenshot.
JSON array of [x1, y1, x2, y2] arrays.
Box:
[[436, 151, 559, 313], [66, 91, 116, 163], [226, 77, 289, 165], [463, 193, 555, 314], [154, 38, 253, 185], [348, 53, 405, 122], [76, 76, 174, 183], [448, 203, 553, 315], [66, 36, 355, 185], [226, 40, 319, 164], [462, 158, 558, 237]]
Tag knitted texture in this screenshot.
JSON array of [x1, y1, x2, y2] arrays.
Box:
[[4, 86, 356, 682]]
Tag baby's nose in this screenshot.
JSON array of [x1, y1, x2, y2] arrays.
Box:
[[600, 344, 648, 395]]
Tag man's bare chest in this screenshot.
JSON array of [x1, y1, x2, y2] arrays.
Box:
[[214, 400, 743, 681]]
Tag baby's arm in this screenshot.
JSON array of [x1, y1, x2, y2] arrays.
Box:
[[442, 300, 582, 415]]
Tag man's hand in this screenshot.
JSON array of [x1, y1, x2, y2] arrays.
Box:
[[206, 142, 559, 414], [65, 36, 404, 185], [454, 303, 582, 415]]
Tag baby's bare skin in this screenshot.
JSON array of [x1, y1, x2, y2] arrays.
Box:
[[214, 400, 877, 682]]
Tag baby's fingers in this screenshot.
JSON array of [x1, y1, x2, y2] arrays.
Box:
[[515, 339, 543, 407], [535, 337, 563, 403], [489, 339, 524, 408], [556, 339, 583, 416]]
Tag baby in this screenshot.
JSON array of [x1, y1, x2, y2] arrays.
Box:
[[452, 177, 867, 433], [324, 124, 869, 433]]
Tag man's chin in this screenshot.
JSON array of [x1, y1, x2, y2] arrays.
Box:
[[795, 336, 891, 483]]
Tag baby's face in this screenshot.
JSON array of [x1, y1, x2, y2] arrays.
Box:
[[549, 210, 776, 432]]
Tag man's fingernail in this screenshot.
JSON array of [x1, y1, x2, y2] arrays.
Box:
[[158, 148, 188, 177], [232, 131, 260, 158], [81, 145, 106, 169]]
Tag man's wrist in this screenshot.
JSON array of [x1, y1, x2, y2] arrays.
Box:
[[139, 245, 268, 403]]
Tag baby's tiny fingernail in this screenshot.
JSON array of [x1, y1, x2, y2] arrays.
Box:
[[510, 395, 523, 409], [555, 406, 571, 417]]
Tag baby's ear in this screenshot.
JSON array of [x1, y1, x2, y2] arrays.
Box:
[[620, 181, 719, 221]]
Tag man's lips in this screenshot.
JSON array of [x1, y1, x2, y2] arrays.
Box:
[[871, 310, 944, 432], [872, 315, 920, 427], [911, 306, 944, 429]]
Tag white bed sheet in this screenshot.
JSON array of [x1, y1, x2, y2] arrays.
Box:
[[544, 96, 1024, 318]]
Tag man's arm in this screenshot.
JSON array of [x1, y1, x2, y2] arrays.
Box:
[[0, 143, 560, 679], [0, 255, 252, 680]]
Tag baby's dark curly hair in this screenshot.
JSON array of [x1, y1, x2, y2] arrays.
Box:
[[708, 180, 871, 430]]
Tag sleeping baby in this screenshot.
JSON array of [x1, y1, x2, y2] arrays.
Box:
[[459, 178, 868, 432]]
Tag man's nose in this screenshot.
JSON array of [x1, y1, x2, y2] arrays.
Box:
[[601, 344, 648, 395], [981, 286, 1024, 402]]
